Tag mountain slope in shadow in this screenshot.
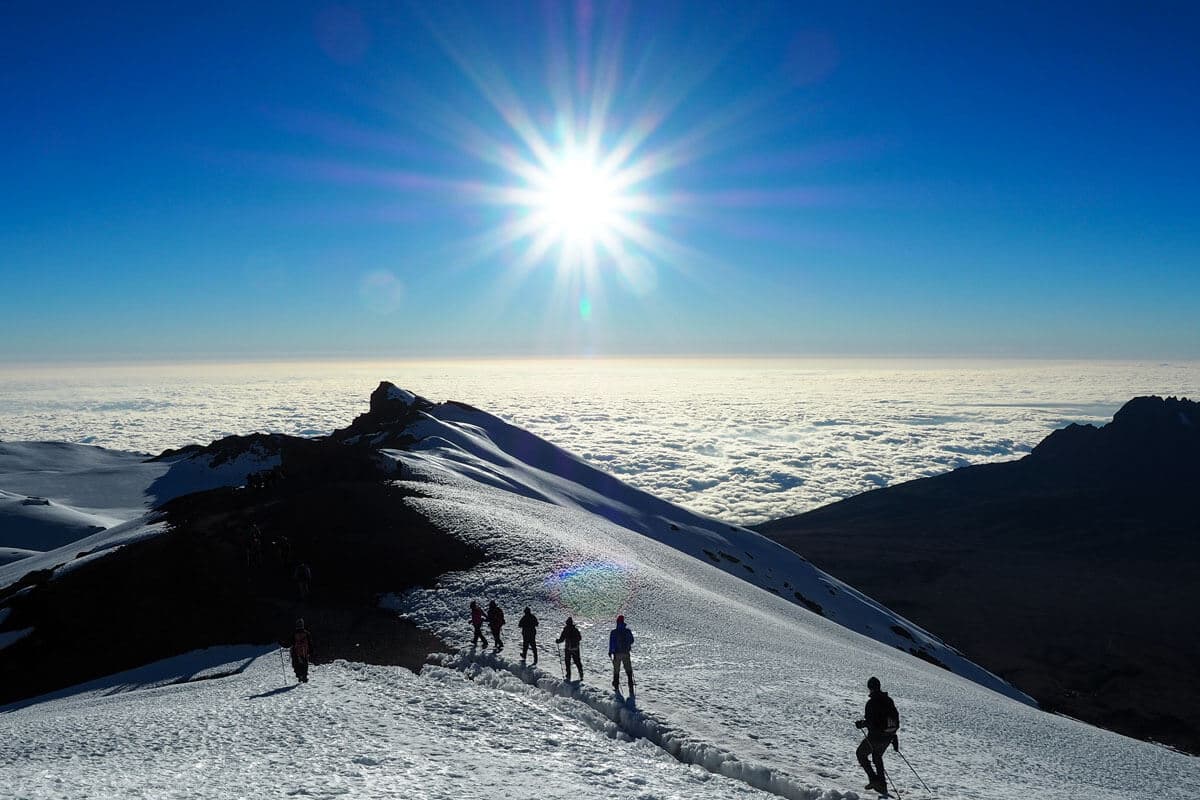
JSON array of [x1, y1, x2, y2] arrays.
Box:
[[756, 395, 1200, 754]]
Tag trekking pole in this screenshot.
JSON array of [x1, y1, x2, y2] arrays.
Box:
[[556, 642, 565, 679], [895, 749, 930, 794], [279, 647, 288, 682]]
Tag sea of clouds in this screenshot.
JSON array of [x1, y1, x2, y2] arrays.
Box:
[[1, 359, 1196, 524]]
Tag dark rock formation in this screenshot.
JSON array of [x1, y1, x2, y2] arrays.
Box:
[[0, 430, 482, 707], [331, 382, 434, 445]]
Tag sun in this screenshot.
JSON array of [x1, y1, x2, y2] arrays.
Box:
[[528, 148, 624, 250]]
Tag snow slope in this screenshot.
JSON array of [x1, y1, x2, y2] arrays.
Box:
[[3, 472, 1194, 799], [0, 489, 115, 551], [2, 393, 1197, 799], [0, 515, 167, 591], [388, 401, 1026, 703], [0, 442, 167, 518], [1, 651, 778, 800], [0, 441, 278, 575], [388, 471, 1195, 800]]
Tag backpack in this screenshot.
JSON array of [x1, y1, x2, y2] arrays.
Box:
[[293, 630, 311, 659], [883, 696, 900, 735]]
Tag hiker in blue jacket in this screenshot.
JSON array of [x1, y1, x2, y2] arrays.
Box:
[[608, 615, 635, 693]]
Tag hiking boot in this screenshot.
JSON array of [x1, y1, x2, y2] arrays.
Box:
[[869, 779, 887, 794]]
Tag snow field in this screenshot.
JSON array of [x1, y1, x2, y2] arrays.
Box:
[[390, 472, 1200, 800], [0, 440, 278, 584], [1, 652, 778, 800], [0, 515, 167, 591]]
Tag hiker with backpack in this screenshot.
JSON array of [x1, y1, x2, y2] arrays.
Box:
[[608, 614, 635, 693], [470, 601, 488, 648], [855, 676, 900, 794], [487, 600, 506, 651], [555, 617, 583, 681], [518, 606, 539, 664], [282, 618, 314, 683]]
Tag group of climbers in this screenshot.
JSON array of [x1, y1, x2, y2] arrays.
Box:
[[279, 601, 903, 796], [469, 602, 637, 693]]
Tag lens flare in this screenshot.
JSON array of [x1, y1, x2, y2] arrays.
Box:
[[545, 559, 636, 620]]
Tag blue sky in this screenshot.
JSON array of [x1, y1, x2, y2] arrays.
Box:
[[2, 1, 1198, 361]]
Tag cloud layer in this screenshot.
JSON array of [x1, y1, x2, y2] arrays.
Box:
[[1, 359, 1196, 524]]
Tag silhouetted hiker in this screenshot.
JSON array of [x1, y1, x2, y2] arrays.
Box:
[[487, 600, 505, 650], [470, 601, 489, 647], [608, 615, 635, 693], [556, 617, 583, 681], [283, 618, 313, 683], [855, 676, 900, 794], [519, 607, 539, 664], [293, 562, 311, 599], [246, 525, 263, 570], [275, 535, 292, 567]]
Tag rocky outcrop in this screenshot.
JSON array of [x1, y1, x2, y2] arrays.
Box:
[[0, 419, 481, 707], [331, 382, 434, 446]]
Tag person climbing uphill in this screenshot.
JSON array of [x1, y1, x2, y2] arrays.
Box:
[[518, 606, 539, 664], [470, 600, 488, 648], [487, 600, 506, 651], [608, 614, 635, 693], [556, 617, 583, 681], [283, 618, 313, 684], [855, 676, 900, 795], [293, 562, 311, 599]]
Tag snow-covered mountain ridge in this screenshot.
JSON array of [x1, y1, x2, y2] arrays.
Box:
[[365, 383, 1025, 702], [1, 382, 1197, 799]]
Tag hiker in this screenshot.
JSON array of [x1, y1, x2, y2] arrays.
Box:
[[556, 617, 583, 681], [608, 614, 635, 693], [518, 607, 539, 664], [283, 618, 314, 683], [487, 601, 506, 650], [275, 535, 292, 567], [293, 562, 311, 599], [470, 601, 489, 647], [855, 676, 900, 794], [246, 525, 263, 570]]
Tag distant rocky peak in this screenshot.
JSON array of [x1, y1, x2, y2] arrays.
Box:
[[369, 383, 436, 417], [369, 382, 424, 414], [1030, 395, 1198, 478], [1110, 394, 1199, 431], [328, 382, 433, 443]]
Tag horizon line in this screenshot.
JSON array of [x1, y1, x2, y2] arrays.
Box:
[[1, 353, 1196, 371]]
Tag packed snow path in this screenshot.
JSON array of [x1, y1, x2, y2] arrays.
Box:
[[2, 652, 789, 800], [446, 649, 871, 800]]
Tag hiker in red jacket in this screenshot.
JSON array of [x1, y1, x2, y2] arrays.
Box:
[[470, 601, 489, 648], [283, 618, 313, 683]]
